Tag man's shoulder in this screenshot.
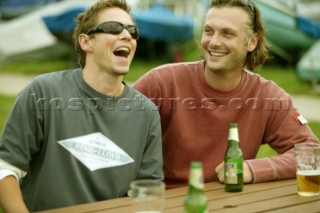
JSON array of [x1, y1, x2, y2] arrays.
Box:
[[143, 60, 204, 83], [127, 85, 159, 110], [153, 60, 203, 73], [245, 70, 289, 97], [21, 69, 80, 95], [34, 69, 80, 82]]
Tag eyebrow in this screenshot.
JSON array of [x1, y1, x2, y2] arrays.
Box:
[[204, 23, 239, 32]]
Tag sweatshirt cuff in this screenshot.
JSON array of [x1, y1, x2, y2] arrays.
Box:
[[246, 158, 275, 183], [0, 159, 27, 181]]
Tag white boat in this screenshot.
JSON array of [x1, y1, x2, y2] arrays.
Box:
[[272, 0, 320, 23], [0, 0, 207, 62], [0, 0, 97, 61], [296, 0, 320, 23], [297, 39, 320, 84]]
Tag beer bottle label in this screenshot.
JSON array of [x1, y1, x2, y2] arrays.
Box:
[[225, 163, 238, 184]]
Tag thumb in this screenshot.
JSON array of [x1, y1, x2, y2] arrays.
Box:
[[215, 162, 224, 173]]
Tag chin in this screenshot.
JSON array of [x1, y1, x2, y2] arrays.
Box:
[[205, 60, 220, 69], [115, 70, 129, 76]]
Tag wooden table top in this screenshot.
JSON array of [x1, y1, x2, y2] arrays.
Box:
[[37, 179, 320, 212]]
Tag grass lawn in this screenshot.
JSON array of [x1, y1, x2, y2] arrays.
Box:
[[0, 92, 319, 159], [0, 95, 16, 133], [1, 53, 320, 153], [0, 44, 320, 161]]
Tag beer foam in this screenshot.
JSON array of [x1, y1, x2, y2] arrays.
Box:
[[297, 170, 320, 176]]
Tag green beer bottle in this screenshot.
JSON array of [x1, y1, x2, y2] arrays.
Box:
[[224, 123, 243, 192], [184, 161, 208, 213]]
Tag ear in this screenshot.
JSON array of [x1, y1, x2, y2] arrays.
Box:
[[247, 33, 258, 52], [79, 34, 93, 52]]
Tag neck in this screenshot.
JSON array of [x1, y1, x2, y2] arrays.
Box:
[[204, 68, 243, 92], [82, 67, 125, 97]]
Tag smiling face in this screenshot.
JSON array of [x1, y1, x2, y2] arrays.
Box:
[[200, 7, 257, 75], [81, 7, 137, 76]]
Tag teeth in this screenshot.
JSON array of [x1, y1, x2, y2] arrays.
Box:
[[115, 47, 129, 53], [210, 52, 226, 57]]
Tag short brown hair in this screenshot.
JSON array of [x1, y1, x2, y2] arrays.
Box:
[[210, 0, 271, 70], [73, 0, 132, 68]]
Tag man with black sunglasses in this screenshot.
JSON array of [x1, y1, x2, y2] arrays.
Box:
[[0, 0, 163, 212], [134, 0, 319, 190]]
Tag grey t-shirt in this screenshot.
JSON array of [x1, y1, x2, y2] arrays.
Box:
[[0, 69, 163, 211]]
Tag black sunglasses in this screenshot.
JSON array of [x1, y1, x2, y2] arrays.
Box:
[[86, 21, 139, 40]]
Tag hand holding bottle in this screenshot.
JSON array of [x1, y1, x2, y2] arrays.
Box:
[[215, 161, 253, 183]]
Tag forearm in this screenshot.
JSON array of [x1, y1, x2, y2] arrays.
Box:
[[246, 148, 296, 183], [0, 175, 29, 213]]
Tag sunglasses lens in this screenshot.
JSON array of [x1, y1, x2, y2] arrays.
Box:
[[102, 22, 123, 35], [127, 26, 139, 39], [89, 22, 139, 39]]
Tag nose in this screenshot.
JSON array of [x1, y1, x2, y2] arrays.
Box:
[[209, 33, 222, 47], [119, 29, 132, 40]]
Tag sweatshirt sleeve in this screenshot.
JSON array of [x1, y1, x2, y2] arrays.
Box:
[[0, 80, 44, 172], [136, 109, 164, 181], [246, 93, 319, 183]]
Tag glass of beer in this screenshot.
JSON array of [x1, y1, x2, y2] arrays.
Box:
[[295, 142, 320, 196]]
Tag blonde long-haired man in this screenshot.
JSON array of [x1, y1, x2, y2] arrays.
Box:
[[134, 0, 319, 189]]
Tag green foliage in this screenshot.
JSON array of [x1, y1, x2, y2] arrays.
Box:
[[256, 144, 278, 158], [124, 58, 167, 82], [308, 121, 320, 141], [256, 121, 320, 158], [257, 66, 319, 97], [0, 58, 74, 75], [0, 40, 318, 97], [0, 41, 319, 159], [0, 95, 15, 136], [1, 94, 319, 158]]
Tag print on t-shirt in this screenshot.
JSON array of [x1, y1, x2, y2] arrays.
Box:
[[58, 132, 134, 171]]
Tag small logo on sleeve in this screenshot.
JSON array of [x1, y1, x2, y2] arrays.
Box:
[[293, 112, 308, 125]]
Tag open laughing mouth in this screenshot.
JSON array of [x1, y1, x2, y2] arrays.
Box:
[[114, 46, 130, 59]]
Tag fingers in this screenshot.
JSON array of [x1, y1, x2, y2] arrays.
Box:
[[215, 162, 253, 183], [243, 162, 253, 183], [215, 162, 224, 183], [215, 162, 224, 173]]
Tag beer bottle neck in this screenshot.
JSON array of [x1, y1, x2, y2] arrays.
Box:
[[228, 139, 239, 147], [188, 185, 205, 195], [228, 127, 239, 141], [189, 168, 204, 190]]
